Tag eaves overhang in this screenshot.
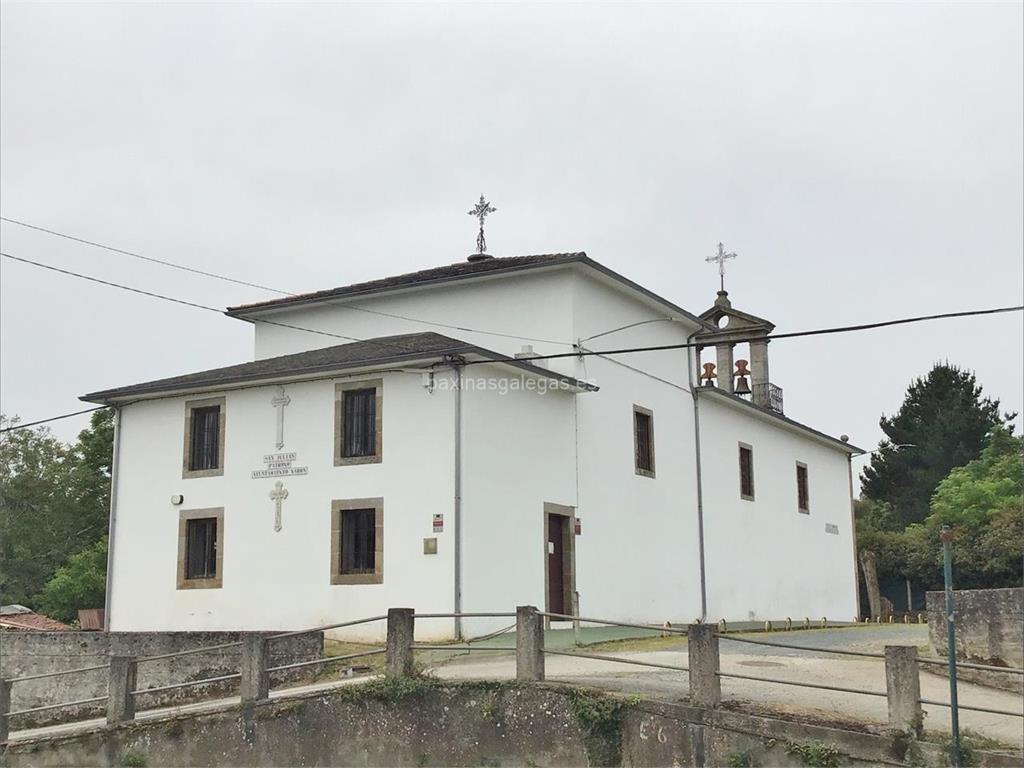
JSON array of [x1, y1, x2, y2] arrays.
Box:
[[696, 386, 863, 454], [224, 253, 713, 332], [80, 333, 598, 406]]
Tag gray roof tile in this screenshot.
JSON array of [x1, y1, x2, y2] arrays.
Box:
[[81, 332, 595, 403]]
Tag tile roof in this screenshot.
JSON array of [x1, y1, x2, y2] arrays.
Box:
[[224, 252, 708, 329], [0, 612, 73, 631], [226, 253, 587, 315], [81, 331, 597, 403]]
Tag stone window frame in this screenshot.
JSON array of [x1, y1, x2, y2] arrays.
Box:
[[330, 497, 384, 585], [176, 507, 224, 590], [796, 461, 811, 514], [633, 404, 656, 479], [181, 396, 226, 479], [543, 502, 577, 625], [738, 442, 755, 502], [334, 379, 383, 466]]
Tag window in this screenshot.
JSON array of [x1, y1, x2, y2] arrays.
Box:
[[331, 498, 383, 584], [335, 380, 382, 465], [177, 508, 223, 589], [341, 509, 375, 574], [182, 397, 225, 478], [738, 443, 755, 501], [796, 462, 810, 513], [633, 405, 655, 478]]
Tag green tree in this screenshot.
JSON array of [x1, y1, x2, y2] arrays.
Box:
[[0, 410, 113, 609], [908, 428, 1024, 589], [34, 537, 108, 623], [861, 364, 1014, 527], [0, 416, 76, 604]]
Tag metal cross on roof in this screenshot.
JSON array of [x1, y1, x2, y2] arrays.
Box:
[[467, 194, 497, 256], [706, 242, 737, 292]]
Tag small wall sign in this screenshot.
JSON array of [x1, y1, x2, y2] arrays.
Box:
[[432, 514, 444, 533], [252, 452, 309, 479], [824, 523, 839, 536]]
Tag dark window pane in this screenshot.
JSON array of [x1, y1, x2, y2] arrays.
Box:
[[190, 406, 221, 471], [635, 411, 653, 472], [797, 465, 810, 511], [340, 508, 376, 574], [342, 389, 376, 458], [739, 446, 754, 498], [185, 518, 217, 579]]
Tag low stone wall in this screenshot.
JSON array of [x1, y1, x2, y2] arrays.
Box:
[[0, 631, 322, 728], [926, 587, 1024, 667], [4, 680, 1021, 767]]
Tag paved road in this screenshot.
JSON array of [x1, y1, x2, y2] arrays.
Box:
[[429, 625, 1024, 748]]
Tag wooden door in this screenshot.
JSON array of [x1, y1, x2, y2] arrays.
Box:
[[547, 514, 565, 614]]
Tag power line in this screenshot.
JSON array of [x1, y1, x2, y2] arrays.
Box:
[[1, 407, 108, 433], [1, 251, 382, 346], [4, 250, 1021, 432], [461, 305, 1024, 366], [0, 215, 573, 347], [1, 216, 289, 295]]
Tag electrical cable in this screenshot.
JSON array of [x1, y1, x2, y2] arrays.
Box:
[[0, 216, 573, 346]]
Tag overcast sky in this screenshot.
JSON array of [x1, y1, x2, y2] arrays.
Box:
[[2, 2, 1022, 469]]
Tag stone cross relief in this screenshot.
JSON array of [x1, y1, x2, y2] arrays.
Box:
[[269, 481, 289, 532], [271, 386, 291, 449]]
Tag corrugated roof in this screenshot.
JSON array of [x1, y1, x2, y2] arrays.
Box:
[[81, 331, 597, 403]]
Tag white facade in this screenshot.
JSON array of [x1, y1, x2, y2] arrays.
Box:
[[90, 256, 860, 639]]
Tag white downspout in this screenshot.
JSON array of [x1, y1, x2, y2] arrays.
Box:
[[103, 406, 122, 631], [452, 364, 464, 641]]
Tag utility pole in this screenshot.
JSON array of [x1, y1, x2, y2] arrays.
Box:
[[941, 525, 961, 766]]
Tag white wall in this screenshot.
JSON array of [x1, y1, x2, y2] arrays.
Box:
[[108, 261, 858, 638], [110, 370, 457, 641], [457, 363, 579, 639], [698, 395, 858, 623], [248, 267, 577, 373], [568, 272, 705, 624]]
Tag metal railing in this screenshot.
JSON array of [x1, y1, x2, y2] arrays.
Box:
[[712, 630, 1024, 732], [2, 606, 1022, 746]]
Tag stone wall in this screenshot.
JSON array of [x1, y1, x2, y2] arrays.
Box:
[[4, 681, 1021, 767], [0, 630, 322, 728], [926, 587, 1024, 667]]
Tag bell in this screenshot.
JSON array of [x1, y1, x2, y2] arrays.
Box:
[[733, 359, 752, 395], [701, 362, 717, 387]]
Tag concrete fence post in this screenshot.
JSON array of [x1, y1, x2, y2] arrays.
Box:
[[516, 605, 545, 682], [0, 678, 11, 743], [386, 608, 416, 677], [106, 655, 137, 724], [240, 634, 270, 703], [885, 645, 923, 735], [688, 623, 721, 707]]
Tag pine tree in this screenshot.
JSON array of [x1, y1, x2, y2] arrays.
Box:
[[861, 364, 1014, 527]]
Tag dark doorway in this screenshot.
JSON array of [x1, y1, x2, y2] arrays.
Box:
[[547, 513, 566, 614]]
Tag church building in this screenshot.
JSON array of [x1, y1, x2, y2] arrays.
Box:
[[82, 221, 862, 640]]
